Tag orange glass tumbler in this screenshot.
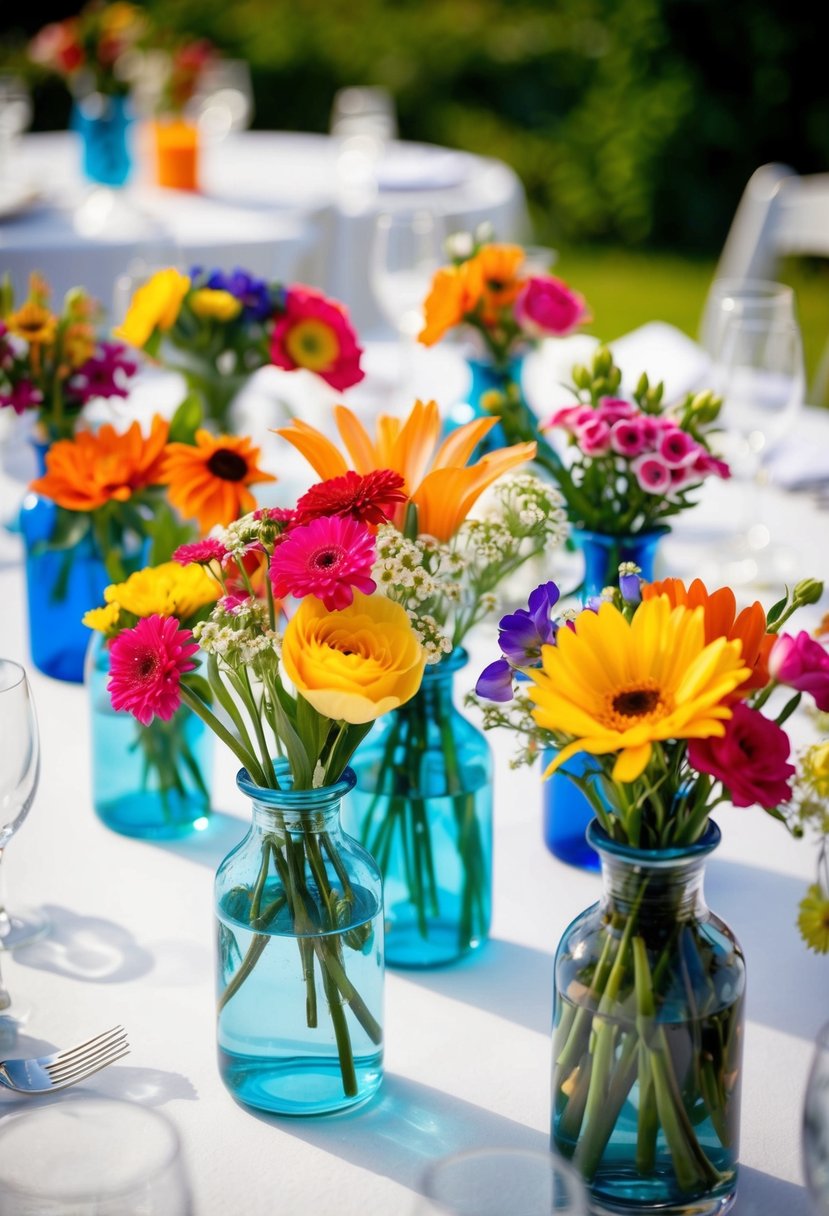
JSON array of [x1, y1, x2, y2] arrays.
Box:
[[152, 119, 200, 191]]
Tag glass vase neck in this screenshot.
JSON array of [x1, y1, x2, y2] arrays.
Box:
[[589, 819, 721, 920], [236, 760, 355, 833], [417, 647, 467, 712]]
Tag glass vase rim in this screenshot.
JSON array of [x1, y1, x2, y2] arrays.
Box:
[[571, 523, 671, 544], [236, 758, 356, 806], [423, 645, 468, 677], [586, 817, 721, 864], [464, 350, 526, 374]]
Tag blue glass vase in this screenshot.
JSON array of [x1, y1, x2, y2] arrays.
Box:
[[71, 93, 133, 187], [20, 487, 110, 684], [444, 355, 524, 449], [542, 524, 669, 870], [87, 633, 212, 839], [347, 647, 493, 968], [216, 761, 384, 1116], [553, 820, 745, 1215]]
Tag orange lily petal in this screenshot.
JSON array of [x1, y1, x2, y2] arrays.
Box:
[[430, 415, 500, 471], [334, 406, 381, 474], [276, 419, 349, 480]]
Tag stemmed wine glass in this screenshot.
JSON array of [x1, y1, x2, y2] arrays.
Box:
[[370, 209, 444, 393], [706, 298, 805, 586], [804, 1021, 829, 1214], [0, 660, 48, 951]]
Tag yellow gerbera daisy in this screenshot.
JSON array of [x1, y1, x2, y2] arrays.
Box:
[[102, 561, 217, 622], [529, 596, 751, 783], [798, 884, 829, 953]]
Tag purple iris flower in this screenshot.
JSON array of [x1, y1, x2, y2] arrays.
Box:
[[619, 568, 642, 604], [475, 581, 561, 703], [205, 268, 273, 322]]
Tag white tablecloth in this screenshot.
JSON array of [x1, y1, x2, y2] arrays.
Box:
[[1, 131, 529, 336], [0, 344, 827, 1216]]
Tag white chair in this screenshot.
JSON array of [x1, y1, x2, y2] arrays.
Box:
[[704, 162, 829, 400]]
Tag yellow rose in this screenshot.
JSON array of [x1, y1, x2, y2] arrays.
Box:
[[189, 289, 243, 322], [113, 268, 190, 349], [281, 592, 426, 725]]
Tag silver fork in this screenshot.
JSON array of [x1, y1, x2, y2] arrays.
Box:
[[0, 1026, 129, 1095]]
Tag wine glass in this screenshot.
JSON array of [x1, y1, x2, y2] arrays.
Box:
[[371, 209, 444, 390], [699, 278, 796, 358], [0, 74, 32, 195], [194, 59, 254, 141], [412, 1147, 589, 1215], [804, 1021, 829, 1214], [0, 1098, 193, 1215], [707, 309, 805, 586], [0, 660, 48, 950]]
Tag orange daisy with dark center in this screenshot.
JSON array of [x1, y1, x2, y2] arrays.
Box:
[[161, 429, 276, 532]]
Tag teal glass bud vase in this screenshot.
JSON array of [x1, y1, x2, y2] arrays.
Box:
[[444, 355, 524, 450], [553, 820, 745, 1216], [87, 633, 212, 838], [216, 761, 384, 1116], [71, 93, 133, 187], [543, 525, 669, 870], [348, 647, 493, 968]]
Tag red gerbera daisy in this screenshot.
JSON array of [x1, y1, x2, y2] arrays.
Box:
[[268, 515, 376, 611], [107, 615, 197, 727], [295, 469, 407, 526]]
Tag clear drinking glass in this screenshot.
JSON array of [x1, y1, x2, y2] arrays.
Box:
[[370, 209, 443, 390], [0, 75, 32, 196], [194, 59, 254, 140], [707, 310, 805, 585], [0, 660, 48, 951], [804, 1022, 829, 1215], [413, 1148, 589, 1215], [699, 278, 797, 357], [0, 1098, 193, 1215]]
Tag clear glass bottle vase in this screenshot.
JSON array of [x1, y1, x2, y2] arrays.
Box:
[[215, 761, 384, 1116], [348, 647, 493, 968], [87, 633, 212, 838], [552, 819, 745, 1216]]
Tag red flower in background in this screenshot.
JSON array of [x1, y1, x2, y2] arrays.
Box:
[[688, 703, 795, 809], [270, 287, 364, 391], [295, 469, 406, 526]]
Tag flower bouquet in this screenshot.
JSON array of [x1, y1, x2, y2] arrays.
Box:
[[474, 570, 824, 1212], [84, 561, 218, 836], [545, 346, 731, 595], [115, 266, 365, 431], [1, 273, 138, 444], [106, 499, 428, 1113], [417, 228, 590, 461], [278, 399, 569, 965], [29, 2, 148, 186]]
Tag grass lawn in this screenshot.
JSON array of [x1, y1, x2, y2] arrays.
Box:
[[553, 245, 829, 405]]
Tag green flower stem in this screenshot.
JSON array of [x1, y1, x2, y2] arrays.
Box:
[[180, 684, 268, 789]]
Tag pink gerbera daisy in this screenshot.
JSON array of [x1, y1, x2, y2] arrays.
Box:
[[107, 615, 198, 726], [270, 287, 364, 391], [268, 515, 376, 611], [173, 538, 229, 566]]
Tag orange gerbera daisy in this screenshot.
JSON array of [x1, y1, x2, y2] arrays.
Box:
[[7, 301, 58, 346], [642, 577, 774, 695], [468, 243, 526, 321], [418, 263, 482, 346], [30, 416, 170, 512], [161, 430, 276, 532], [276, 399, 536, 542]]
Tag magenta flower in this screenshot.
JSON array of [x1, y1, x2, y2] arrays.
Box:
[[609, 417, 648, 457], [0, 380, 44, 415], [268, 515, 376, 611], [658, 428, 699, 468], [632, 453, 672, 494], [70, 342, 138, 404], [688, 703, 795, 808], [576, 417, 612, 456], [769, 631, 829, 711], [515, 275, 590, 337], [547, 404, 594, 433], [174, 538, 229, 566], [595, 397, 638, 427], [692, 450, 731, 480], [107, 615, 198, 727]]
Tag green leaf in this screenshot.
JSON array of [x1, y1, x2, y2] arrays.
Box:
[[775, 690, 802, 728], [270, 693, 312, 789], [185, 674, 214, 705], [168, 391, 205, 443], [146, 504, 196, 565], [296, 694, 328, 764], [765, 593, 789, 626]]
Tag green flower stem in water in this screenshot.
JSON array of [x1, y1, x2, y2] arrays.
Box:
[[134, 714, 209, 823], [217, 817, 381, 1100]]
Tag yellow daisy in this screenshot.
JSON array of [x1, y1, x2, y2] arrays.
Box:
[[798, 884, 829, 953], [529, 596, 751, 783], [82, 602, 122, 635]]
